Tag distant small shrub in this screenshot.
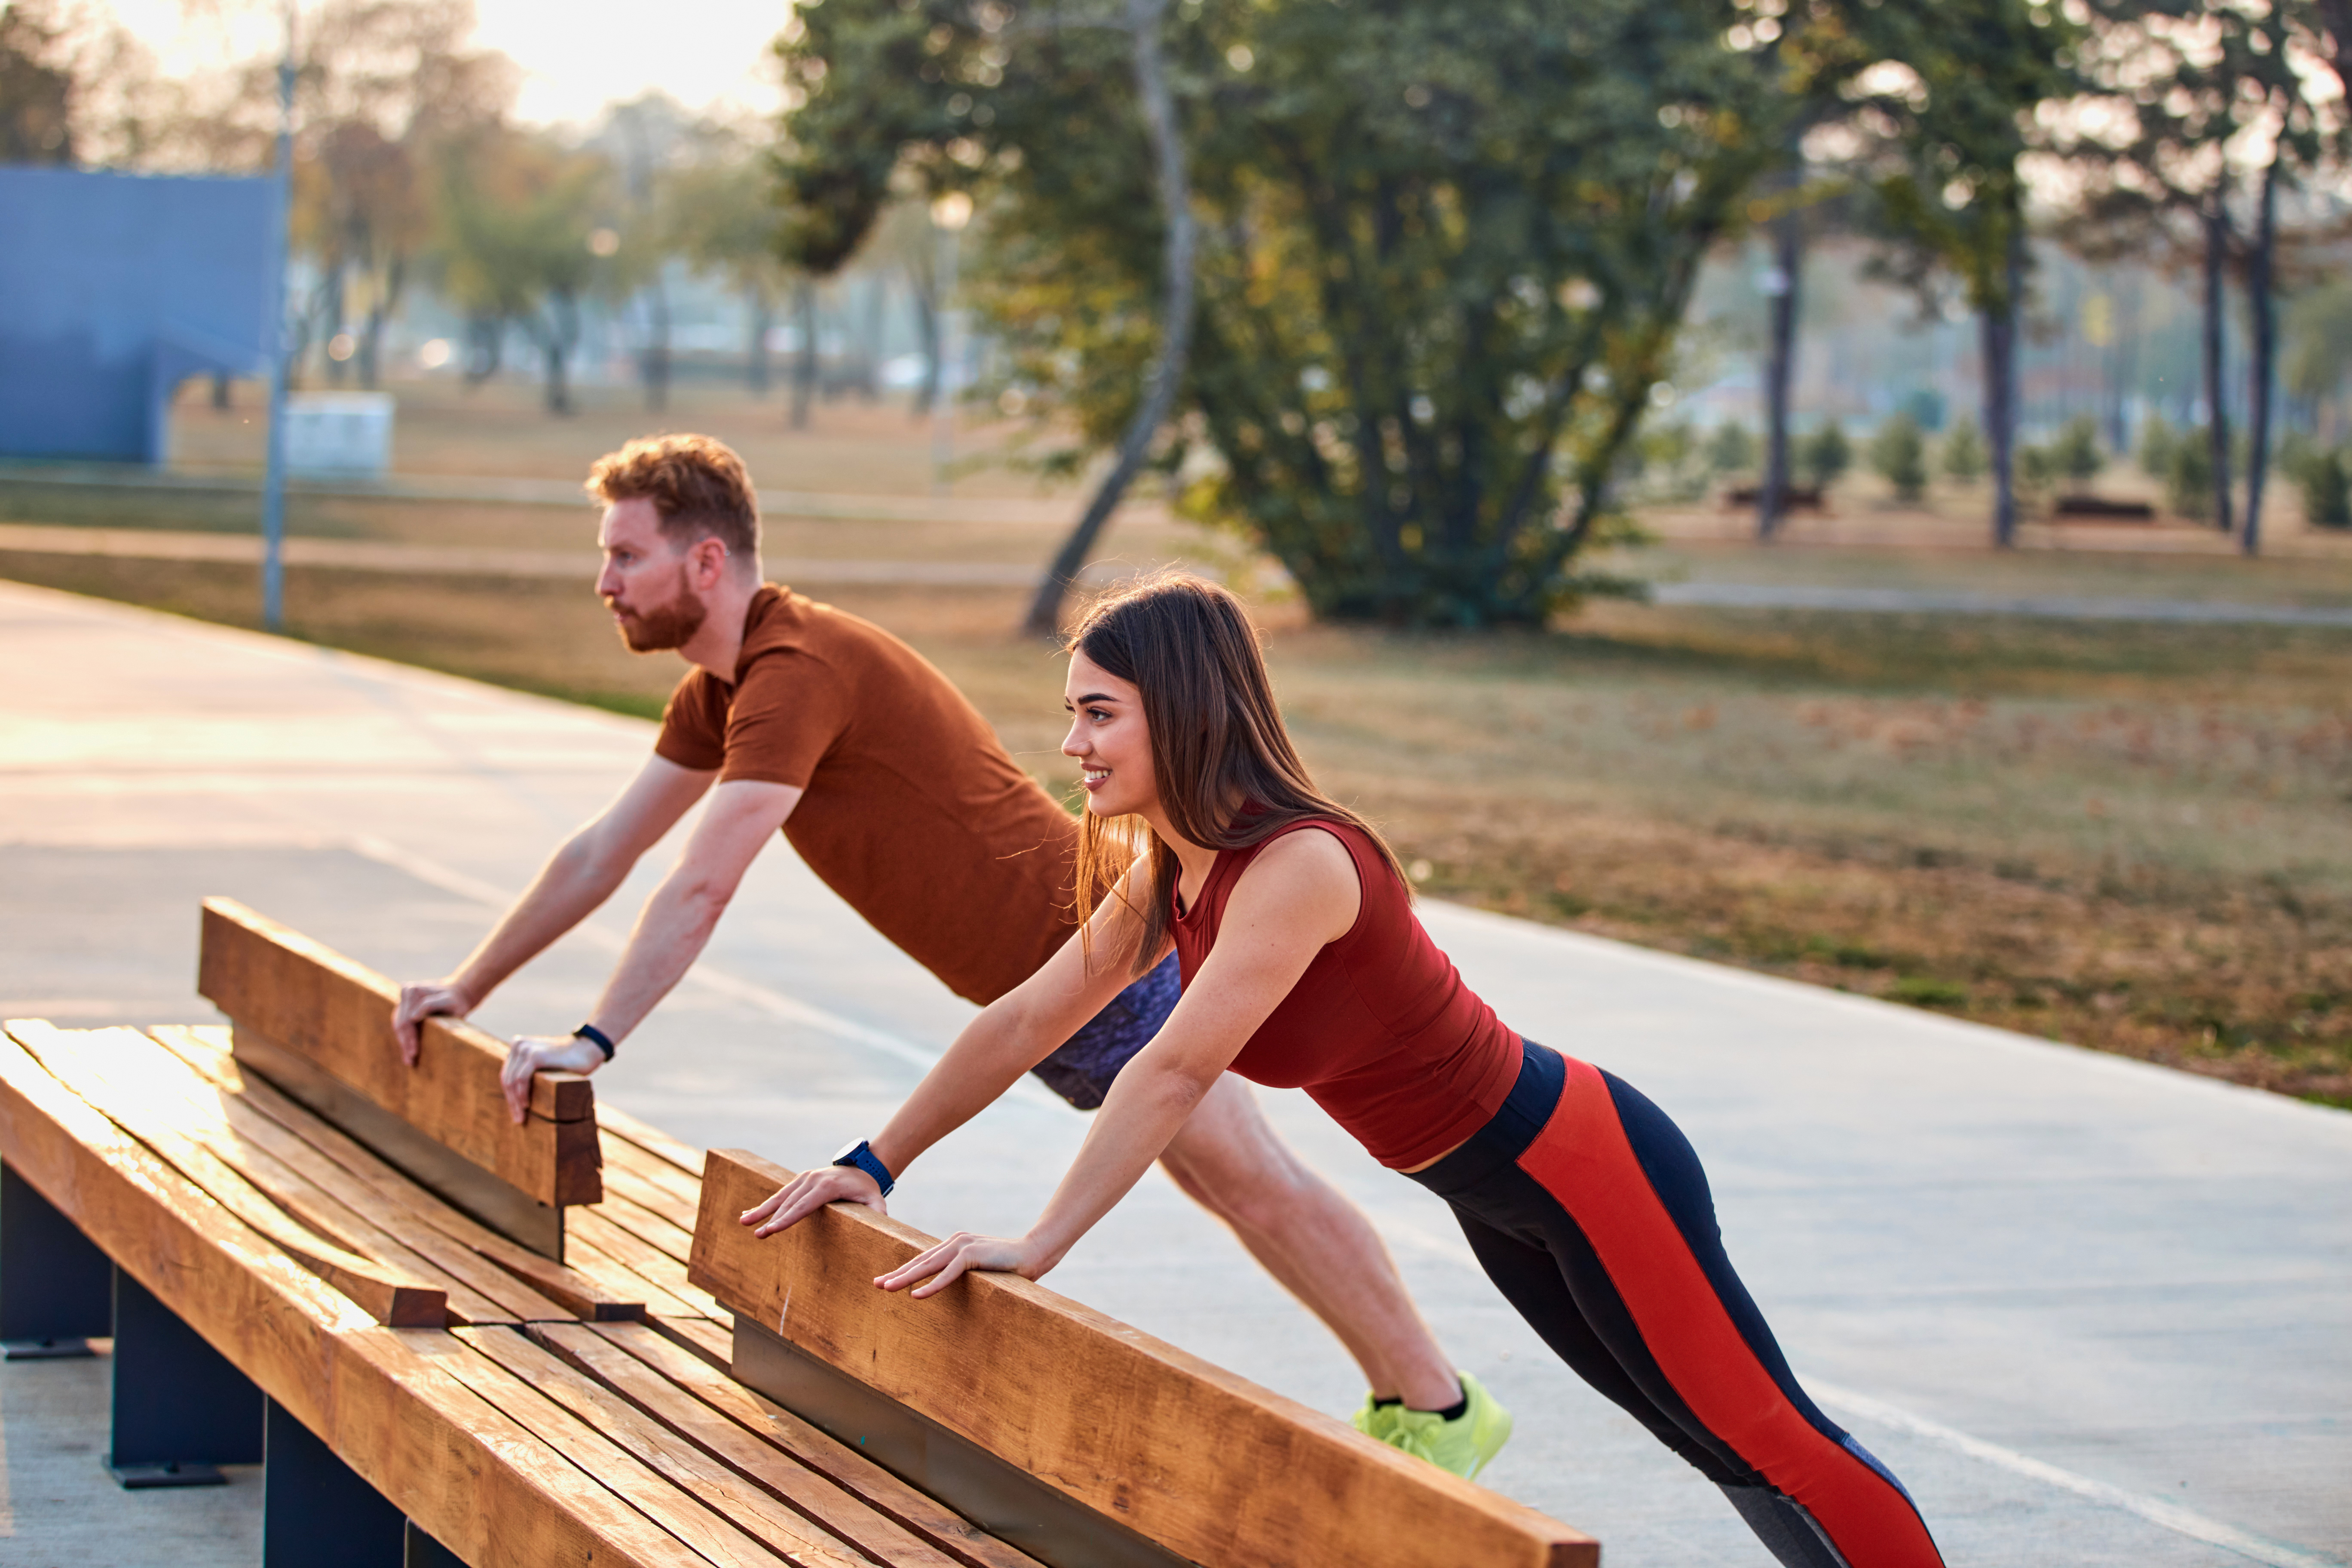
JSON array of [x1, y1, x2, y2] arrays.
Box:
[[2015, 442, 2057, 492], [1869, 412, 1929, 502], [1799, 419, 1852, 490], [1705, 419, 1757, 475], [1888, 976, 1969, 1008], [1942, 416, 1988, 481], [2138, 413, 2176, 478], [2051, 413, 2103, 482], [2297, 446, 2352, 529], [2166, 431, 2215, 521]]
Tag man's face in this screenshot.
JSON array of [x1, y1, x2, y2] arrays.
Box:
[[597, 498, 708, 653]]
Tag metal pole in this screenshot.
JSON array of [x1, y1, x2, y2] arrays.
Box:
[[259, 4, 296, 632]]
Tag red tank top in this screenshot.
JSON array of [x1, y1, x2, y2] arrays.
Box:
[[1167, 818, 1521, 1169]]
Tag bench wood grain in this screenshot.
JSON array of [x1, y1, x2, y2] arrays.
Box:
[[197, 898, 601, 1208], [0, 1032, 707, 1568], [691, 1148, 1597, 1568]]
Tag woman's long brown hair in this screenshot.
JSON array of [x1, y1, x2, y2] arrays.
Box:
[[1067, 571, 1407, 975]]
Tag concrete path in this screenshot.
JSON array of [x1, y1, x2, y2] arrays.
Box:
[[0, 578, 2344, 1568]]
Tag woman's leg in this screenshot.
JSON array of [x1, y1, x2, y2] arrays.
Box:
[[1480, 1058, 1941, 1568]]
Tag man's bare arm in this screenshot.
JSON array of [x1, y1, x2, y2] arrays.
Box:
[[392, 756, 716, 1061], [494, 777, 802, 1121]]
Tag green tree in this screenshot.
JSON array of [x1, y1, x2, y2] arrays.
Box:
[[666, 146, 795, 395], [1941, 415, 1988, 481], [1706, 419, 1758, 477], [1865, 0, 2080, 548], [2050, 413, 2103, 484], [772, 0, 1907, 626], [1799, 419, 1852, 492], [1869, 412, 1928, 501], [434, 127, 612, 413], [2068, 3, 2336, 554]]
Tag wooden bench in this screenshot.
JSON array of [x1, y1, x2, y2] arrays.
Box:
[[0, 902, 1599, 1565]]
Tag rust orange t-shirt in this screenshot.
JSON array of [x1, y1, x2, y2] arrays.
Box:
[[652, 585, 1079, 1004]]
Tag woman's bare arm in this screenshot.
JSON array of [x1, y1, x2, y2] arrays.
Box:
[[741, 860, 1165, 1232], [874, 827, 1362, 1297]]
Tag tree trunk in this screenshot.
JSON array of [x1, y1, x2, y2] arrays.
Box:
[[1757, 200, 1803, 541], [1023, 0, 1196, 638], [2243, 158, 2279, 556], [640, 278, 671, 413], [2201, 196, 2235, 536], [747, 287, 773, 395], [911, 267, 940, 417], [791, 279, 817, 429], [541, 292, 578, 416], [1982, 230, 2023, 549]]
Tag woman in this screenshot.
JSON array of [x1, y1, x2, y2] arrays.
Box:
[[744, 574, 1944, 1568]]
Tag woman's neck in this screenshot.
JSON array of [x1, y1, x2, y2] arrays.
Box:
[[1139, 802, 1221, 890]]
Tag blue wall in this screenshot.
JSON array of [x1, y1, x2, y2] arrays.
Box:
[[0, 168, 275, 463]]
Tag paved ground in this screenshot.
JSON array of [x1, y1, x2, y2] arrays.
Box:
[[0, 578, 2345, 1568]]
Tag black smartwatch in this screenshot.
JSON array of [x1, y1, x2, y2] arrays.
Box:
[[573, 1023, 617, 1061], [830, 1138, 895, 1197]]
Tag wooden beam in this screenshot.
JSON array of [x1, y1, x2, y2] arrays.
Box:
[[0, 1031, 707, 1568], [197, 898, 601, 1209], [691, 1149, 1599, 1568], [460, 1326, 883, 1568], [6, 1022, 447, 1328], [533, 1323, 1017, 1568], [152, 1026, 642, 1322], [410, 1331, 814, 1568], [582, 1322, 1048, 1568]]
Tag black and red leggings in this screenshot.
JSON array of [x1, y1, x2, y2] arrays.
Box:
[[1404, 1040, 1945, 1568]]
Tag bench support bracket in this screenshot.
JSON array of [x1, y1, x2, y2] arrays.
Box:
[[107, 1265, 263, 1486], [263, 1397, 408, 1568], [0, 1160, 112, 1359]]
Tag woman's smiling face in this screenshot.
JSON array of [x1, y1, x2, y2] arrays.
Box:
[[1063, 649, 1156, 819]]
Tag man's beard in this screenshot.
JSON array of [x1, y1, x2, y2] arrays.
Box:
[[608, 567, 708, 653]]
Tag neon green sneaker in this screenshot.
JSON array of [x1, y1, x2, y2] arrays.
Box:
[[1380, 1372, 1513, 1482], [1351, 1393, 1399, 1443]]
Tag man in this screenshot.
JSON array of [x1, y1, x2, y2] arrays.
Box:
[[392, 434, 1508, 1477]]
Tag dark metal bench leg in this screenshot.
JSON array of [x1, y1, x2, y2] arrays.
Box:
[[263, 1397, 408, 1568], [404, 1519, 468, 1567], [0, 1160, 113, 1359], [107, 1264, 263, 1486]]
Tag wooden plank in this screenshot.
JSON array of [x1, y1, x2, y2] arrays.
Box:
[[585, 1323, 1048, 1568], [409, 1332, 805, 1568], [30, 1024, 502, 1326], [198, 899, 602, 1207], [656, 1313, 736, 1372], [590, 1184, 700, 1263], [599, 1135, 706, 1230], [461, 1327, 883, 1568], [7, 1022, 447, 1328], [0, 1031, 707, 1568], [533, 1323, 995, 1568], [133, 1027, 572, 1323], [567, 1231, 707, 1323], [692, 1149, 1598, 1568], [574, 1207, 725, 1316], [154, 1026, 642, 1322], [597, 1102, 707, 1177]]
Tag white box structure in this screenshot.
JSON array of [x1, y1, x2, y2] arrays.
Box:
[[284, 391, 394, 475]]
